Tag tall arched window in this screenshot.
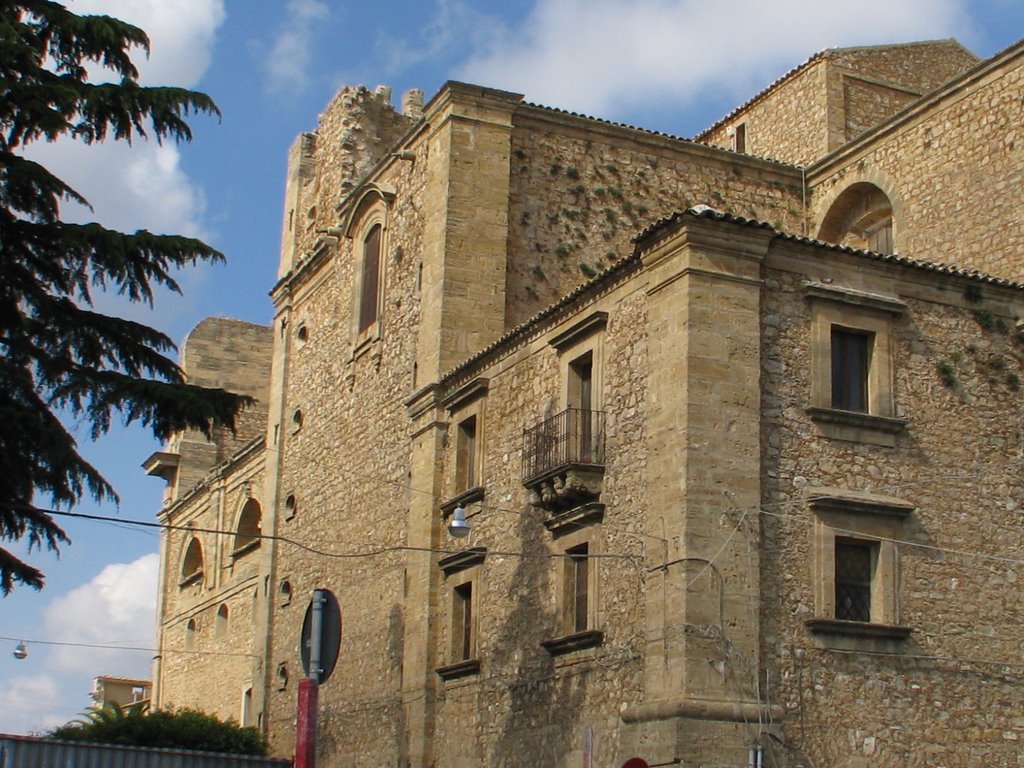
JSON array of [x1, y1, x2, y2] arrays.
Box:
[[233, 499, 262, 556], [185, 618, 197, 650], [180, 537, 204, 586], [358, 223, 382, 333]]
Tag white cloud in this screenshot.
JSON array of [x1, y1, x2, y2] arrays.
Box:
[[456, 0, 974, 119], [29, 139, 208, 238], [264, 0, 330, 94], [17, 0, 226, 323], [0, 674, 71, 735], [68, 0, 226, 87], [374, 0, 504, 77], [43, 553, 159, 679]]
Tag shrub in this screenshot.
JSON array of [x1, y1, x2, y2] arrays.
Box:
[[49, 704, 267, 756]]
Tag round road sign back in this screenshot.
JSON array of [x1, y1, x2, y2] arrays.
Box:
[[300, 589, 341, 683]]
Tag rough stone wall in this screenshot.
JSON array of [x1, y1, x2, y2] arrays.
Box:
[[829, 40, 978, 94], [759, 243, 1024, 767], [505, 109, 803, 327], [152, 37, 1024, 768], [841, 77, 919, 141], [432, 277, 650, 767], [263, 134, 428, 762], [699, 58, 831, 164], [809, 45, 1024, 282], [169, 318, 272, 495], [699, 41, 978, 165], [311, 86, 415, 204], [154, 447, 266, 721]]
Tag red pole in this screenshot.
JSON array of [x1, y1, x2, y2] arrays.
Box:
[[294, 677, 319, 768]]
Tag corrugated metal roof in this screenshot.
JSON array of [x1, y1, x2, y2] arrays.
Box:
[[0, 734, 291, 768]]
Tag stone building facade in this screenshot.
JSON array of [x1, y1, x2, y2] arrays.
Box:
[[149, 37, 1024, 768]]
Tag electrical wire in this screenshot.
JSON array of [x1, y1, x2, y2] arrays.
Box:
[[0, 633, 257, 659], [38, 507, 642, 566]]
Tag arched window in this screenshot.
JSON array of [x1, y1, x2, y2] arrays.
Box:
[[233, 499, 262, 556], [358, 223, 382, 333], [341, 183, 394, 343], [818, 182, 895, 254], [185, 618, 197, 650], [180, 537, 204, 586], [216, 604, 229, 639]]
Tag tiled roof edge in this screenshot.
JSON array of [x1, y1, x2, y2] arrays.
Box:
[[439, 205, 1024, 390]]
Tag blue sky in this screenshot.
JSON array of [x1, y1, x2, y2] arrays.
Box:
[[1, 0, 1022, 736]]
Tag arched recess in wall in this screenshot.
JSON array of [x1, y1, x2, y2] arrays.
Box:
[[233, 498, 262, 556], [817, 181, 896, 254], [216, 604, 229, 638], [185, 618, 197, 650], [180, 537, 204, 586]]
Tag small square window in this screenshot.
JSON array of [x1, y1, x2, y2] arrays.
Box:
[[805, 489, 914, 646], [806, 284, 907, 446], [831, 327, 872, 412], [834, 538, 875, 622]]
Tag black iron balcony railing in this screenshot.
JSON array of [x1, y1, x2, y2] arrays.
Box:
[[522, 408, 606, 484]]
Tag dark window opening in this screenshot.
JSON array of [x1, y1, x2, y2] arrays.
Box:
[[565, 543, 590, 633], [569, 353, 594, 461], [734, 123, 747, 153], [835, 539, 875, 622], [359, 224, 382, 333], [831, 327, 871, 412], [452, 582, 473, 661], [456, 416, 477, 492]]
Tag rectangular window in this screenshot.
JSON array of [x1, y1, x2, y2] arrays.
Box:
[[358, 224, 381, 333], [834, 538, 875, 622], [564, 543, 589, 633], [831, 327, 871, 412], [734, 122, 747, 153], [455, 415, 477, 492], [452, 582, 473, 661], [568, 352, 594, 462]]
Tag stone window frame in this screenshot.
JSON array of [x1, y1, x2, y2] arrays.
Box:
[[440, 378, 488, 521], [436, 547, 486, 680], [542, 522, 604, 656], [341, 183, 395, 357], [805, 283, 908, 446], [804, 488, 914, 648], [552, 312, 607, 417]]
